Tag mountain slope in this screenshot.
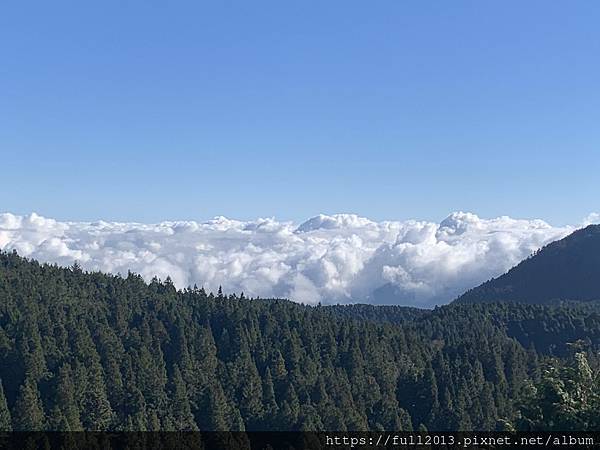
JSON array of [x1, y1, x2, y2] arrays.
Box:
[[1, 250, 599, 432], [456, 224, 600, 304]]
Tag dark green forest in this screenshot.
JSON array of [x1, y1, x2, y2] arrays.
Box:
[[0, 250, 599, 432]]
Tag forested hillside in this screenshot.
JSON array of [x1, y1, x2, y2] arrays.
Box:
[[0, 250, 599, 432], [456, 224, 600, 304]]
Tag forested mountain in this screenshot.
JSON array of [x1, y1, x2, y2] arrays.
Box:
[[456, 224, 600, 305], [0, 250, 599, 432]]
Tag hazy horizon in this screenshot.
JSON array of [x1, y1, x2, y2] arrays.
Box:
[[2, 209, 597, 308]]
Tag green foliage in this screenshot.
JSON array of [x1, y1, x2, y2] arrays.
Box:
[[13, 378, 46, 430], [0, 250, 599, 431], [514, 352, 600, 430], [0, 378, 12, 431]]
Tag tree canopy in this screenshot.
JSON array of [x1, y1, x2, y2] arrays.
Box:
[[0, 250, 598, 431]]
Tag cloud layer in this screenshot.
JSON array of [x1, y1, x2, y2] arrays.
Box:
[[0, 211, 592, 307]]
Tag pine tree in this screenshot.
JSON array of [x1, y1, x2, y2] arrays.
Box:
[[479, 382, 497, 430], [124, 388, 148, 431], [81, 363, 113, 431], [148, 410, 161, 431], [416, 364, 439, 427], [48, 405, 70, 431], [279, 384, 300, 428], [271, 350, 288, 382], [238, 355, 264, 429], [262, 367, 279, 418], [206, 381, 229, 431], [398, 408, 413, 431], [0, 379, 12, 431], [55, 364, 82, 431], [169, 366, 198, 431], [13, 378, 46, 431], [297, 404, 324, 430], [20, 320, 49, 382]]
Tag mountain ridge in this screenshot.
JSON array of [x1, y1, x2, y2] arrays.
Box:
[[455, 224, 600, 305]]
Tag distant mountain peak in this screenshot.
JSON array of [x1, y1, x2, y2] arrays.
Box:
[[455, 224, 600, 304], [296, 213, 375, 232]]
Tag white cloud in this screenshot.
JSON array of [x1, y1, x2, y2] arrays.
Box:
[[0, 211, 595, 307], [583, 212, 600, 226]]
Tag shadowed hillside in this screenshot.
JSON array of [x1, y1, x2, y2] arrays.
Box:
[[456, 225, 600, 305]]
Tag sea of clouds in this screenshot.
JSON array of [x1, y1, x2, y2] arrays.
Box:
[[1, 211, 597, 307]]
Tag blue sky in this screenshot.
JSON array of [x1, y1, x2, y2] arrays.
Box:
[[1, 1, 599, 225]]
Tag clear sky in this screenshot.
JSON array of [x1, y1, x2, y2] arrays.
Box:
[[1, 1, 599, 225]]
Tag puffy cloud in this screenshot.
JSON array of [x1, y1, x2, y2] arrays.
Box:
[[583, 213, 600, 226], [0, 211, 595, 307]]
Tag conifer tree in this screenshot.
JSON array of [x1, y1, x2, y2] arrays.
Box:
[[239, 356, 264, 429], [206, 381, 229, 431], [169, 366, 198, 431], [48, 405, 70, 431], [0, 379, 12, 432], [81, 363, 113, 431], [55, 364, 82, 431], [13, 378, 46, 431], [262, 367, 279, 418]]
